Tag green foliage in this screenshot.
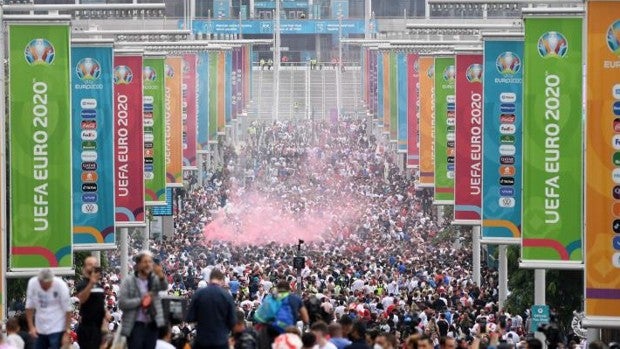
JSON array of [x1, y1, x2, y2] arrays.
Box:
[[504, 246, 583, 333]]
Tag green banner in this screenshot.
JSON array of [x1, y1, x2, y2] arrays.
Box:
[[522, 17, 583, 265], [208, 52, 218, 141], [389, 52, 398, 141], [143, 56, 167, 205], [433, 56, 455, 204], [9, 24, 72, 269]]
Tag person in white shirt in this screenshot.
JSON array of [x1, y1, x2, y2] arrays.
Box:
[[155, 326, 176, 349], [25, 269, 72, 349], [5, 317, 25, 349], [311, 322, 337, 349]]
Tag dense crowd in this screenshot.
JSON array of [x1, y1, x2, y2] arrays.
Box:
[[3, 118, 587, 349]]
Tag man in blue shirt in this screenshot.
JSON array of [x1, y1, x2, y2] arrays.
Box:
[[186, 268, 237, 349]]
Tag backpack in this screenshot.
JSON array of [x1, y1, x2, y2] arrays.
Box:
[[254, 293, 295, 334]]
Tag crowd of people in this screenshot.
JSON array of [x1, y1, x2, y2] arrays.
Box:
[[2, 118, 593, 349]]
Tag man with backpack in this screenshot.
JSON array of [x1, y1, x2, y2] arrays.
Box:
[[254, 281, 309, 349]]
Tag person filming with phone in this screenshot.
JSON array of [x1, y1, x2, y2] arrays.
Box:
[[76, 255, 109, 349]]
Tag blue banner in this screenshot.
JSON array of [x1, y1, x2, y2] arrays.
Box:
[[397, 52, 408, 153], [71, 45, 116, 249], [188, 19, 375, 35], [481, 39, 523, 243], [213, 0, 231, 19], [331, 0, 349, 18], [152, 187, 173, 216], [376, 52, 384, 127], [197, 52, 209, 152], [225, 50, 232, 125]]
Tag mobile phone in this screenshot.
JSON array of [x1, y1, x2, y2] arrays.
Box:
[[94, 266, 103, 273]]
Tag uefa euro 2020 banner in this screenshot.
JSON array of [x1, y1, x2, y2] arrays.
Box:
[[71, 44, 116, 250], [418, 57, 435, 187], [433, 56, 455, 204], [454, 53, 483, 224], [481, 39, 523, 244], [397, 52, 408, 153], [9, 24, 73, 269], [585, 0, 620, 322], [521, 16, 583, 268], [114, 52, 145, 226], [182, 54, 198, 169], [164, 56, 184, 187], [143, 55, 167, 206], [406, 53, 420, 168]]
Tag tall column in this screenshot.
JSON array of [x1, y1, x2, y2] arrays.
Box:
[[365, 0, 372, 39], [498, 245, 508, 309], [472, 226, 481, 286], [249, 0, 255, 18], [534, 269, 546, 304], [120, 227, 129, 279]]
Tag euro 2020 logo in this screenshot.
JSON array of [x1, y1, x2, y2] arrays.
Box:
[[496, 51, 521, 75], [114, 65, 133, 85], [165, 64, 175, 78], [443, 65, 456, 82], [466, 64, 483, 83], [24, 38, 55, 65], [607, 19, 620, 55], [427, 64, 434, 78], [76, 58, 102, 81], [537, 31, 568, 58], [143, 66, 157, 81]]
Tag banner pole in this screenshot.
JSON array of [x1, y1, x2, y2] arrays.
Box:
[[534, 269, 546, 305], [0, 3, 6, 321], [120, 227, 129, 278], [498, 245, 508, 309], [472, 225, 481, 286]]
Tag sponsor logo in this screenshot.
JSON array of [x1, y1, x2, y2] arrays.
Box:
[[447, 125, 455, 132], [144, 134, 154, 142], [447, 156, 455, 164], [498, 197, 516, 208], [447, 171, 454, 179], [499, 145, 516, 156], [81, 130, 97, 141], [80, 99, 97, 109], [144, 164, 154, 172], [500, 103, 516, 113], [447, 110, 456, 118], [500, 156, 515, 164], [413, 59, 420, 74], [500, 114, 516, 124], [145, 157, 154, 164], [443, 65, 456, 82], [81, 109, 97, 119], [614, 152, 620, 166], [614, 101, 620, 115], [538, 31, 568, 58], [82, 203, 99, 214], [24, 38, 55, 65], [114, 65, 133, 85], [81, 171, 98, 182], [500, 135, 515, 144], [81, 151, 98, 162], [145, 148, 154, 157], [165, 63, 175, 78], [447, 103, 456, 112], [613, 168, 620, 183], [499, 165, 516, 176], [82, 193, 98, 203], [76, 57, 102, 81], [144, 142, 153, 149], [82, 183, 98, 192], [499, 177, 515, 186], [608, 20, 620, 55], [447, 133, 455, 142], [499, 187, 515, 196], [143, 66, 157, 81], [144, 118, 154, 127], [496, 51, 521, 75], [81, 120, 97, 130], [447, 95, 456, 104], [500, 92, 517, 103], [466, 64, 483, 83], [447, 164, 455, 171], [144, 172, 154, 180], [82, 162, 97, 171], [614, 119, 620, 133], [613, 237, 620, 251], [614, 219, 620, 234], [613, 135, 620, 150], [614, 84, 620, 99], [500, 124, 516, 135], [144, 126, 154, 133], [613, 252, 620, 268], [447, 140, 455, 148], [614, 185, 620, 199], [82, 141, 96, 150]]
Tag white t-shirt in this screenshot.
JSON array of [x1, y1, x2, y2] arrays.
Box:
[[156, 339, 176, 349], [6, 333, 25, 349], [25, 276, 71, 335]]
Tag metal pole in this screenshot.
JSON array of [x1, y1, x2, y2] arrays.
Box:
[[120, 227, 129, 278], [198, 153, 204, 186], [425, 0, 430, 19], [472, 225, 481, 286], [190, 0, 196, 37], [337, 15, 343, 117], [365, 0, 372, 39], [306, 60, 310, 119], [498, 245, 508, 310], [144, 211, 150, 251], [534, 269, 546, 305], [0, 3, 7, 321], [273, 1, 281, 121]]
